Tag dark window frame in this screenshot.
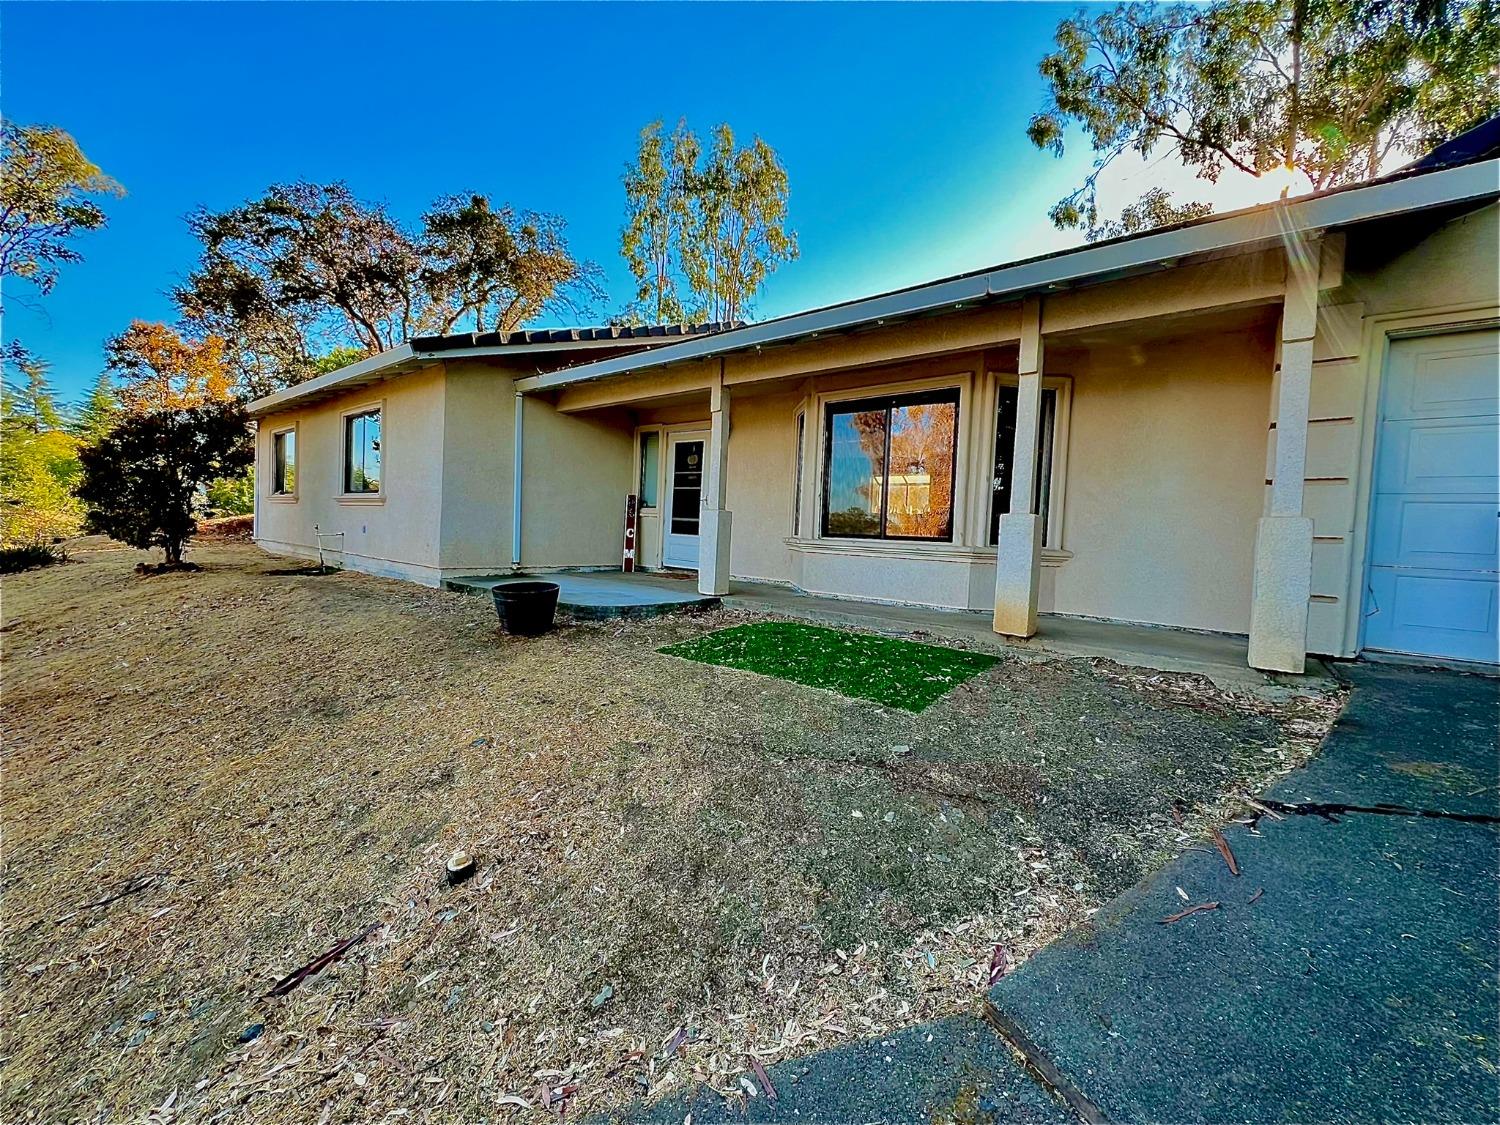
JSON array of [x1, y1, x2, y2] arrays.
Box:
[[989, 383, 1060, 546], [272, 428, 296, 496], [343, 407, 382, 495], [819, 386, 962, 543], [793, 410, 806, 535]]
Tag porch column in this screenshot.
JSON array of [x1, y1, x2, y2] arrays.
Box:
[[1247, 234, 1320, 673], [698, 372, 732, 596], [993, 296, 1044, 637]]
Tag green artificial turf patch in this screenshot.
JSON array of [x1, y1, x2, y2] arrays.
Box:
[[660, 621, 1000, 712]]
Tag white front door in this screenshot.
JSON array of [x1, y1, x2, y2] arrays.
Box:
[[662, 431, 708, 570], [1363, 328, 1499, 664]]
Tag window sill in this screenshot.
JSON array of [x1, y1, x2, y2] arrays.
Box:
[[785, 536, 1073, 567], [788, 536, 981, 563], [336, 494, 385, 505], [268, 494, 298, 504]]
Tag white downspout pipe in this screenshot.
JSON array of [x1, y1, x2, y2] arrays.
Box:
[[511, 390, 524, 570]]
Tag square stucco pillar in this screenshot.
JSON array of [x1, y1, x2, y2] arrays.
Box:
[[993, 297, 1044, 637], [698, 375, 732, 597], [1248, 235, 1320, 673]]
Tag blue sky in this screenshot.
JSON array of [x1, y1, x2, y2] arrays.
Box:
[[4, 1, 1121, 400]]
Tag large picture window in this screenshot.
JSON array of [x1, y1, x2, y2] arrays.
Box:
[[272, 429, 296, 496], [821, 388, 960, 541], [990, 384, 1058, 544], [344, 408, 381, 494]]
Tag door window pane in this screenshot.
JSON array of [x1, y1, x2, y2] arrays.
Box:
[[639, 432, 660, 507], [885, 399, 957, 538], [669, 440, 703, 535], [273, 430, 296, 495], [344, 409, 381, 494], [821, 388, 959, 541], [990, 386, 1057, 544]]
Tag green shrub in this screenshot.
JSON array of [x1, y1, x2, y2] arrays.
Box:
[[205, 466, 255, 516], [0, 542, 67, 573], [76, 402, 252, 568]]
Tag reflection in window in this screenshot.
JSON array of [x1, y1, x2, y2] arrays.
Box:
[[822, 389, 959, 540], [990, 385, 1058, 544], [639, 431, 660, 507], [344, 409, 381, 494], [273, 430, 296, 495]]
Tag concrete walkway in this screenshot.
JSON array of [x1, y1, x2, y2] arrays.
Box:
[[615, 664, 1498, 1124], [453, 568, 1320, 691]]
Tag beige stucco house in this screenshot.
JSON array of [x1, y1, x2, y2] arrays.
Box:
[[246, 130, 1500, 674]]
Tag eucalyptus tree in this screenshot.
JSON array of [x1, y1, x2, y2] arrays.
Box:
[[1027, 0, 1500, 237], [621, 120, 797, 325], [0, 122, 122, 309]]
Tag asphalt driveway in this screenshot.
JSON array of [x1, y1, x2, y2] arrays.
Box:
[[622, 663, 1500, 1124]]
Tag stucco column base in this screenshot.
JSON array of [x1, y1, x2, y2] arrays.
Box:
[[992, 513, 1042, 637], [698, 510, 732, 597], [1247, 515, 1314, 673]]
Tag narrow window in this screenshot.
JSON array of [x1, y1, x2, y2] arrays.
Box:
[[344, 408, 381, 494], [793, 410, 805, 535], [990, 386, 1058, 544], [638, 431, 660, 507], [272, 430, 296, 496], [821, 388, 960, 541]]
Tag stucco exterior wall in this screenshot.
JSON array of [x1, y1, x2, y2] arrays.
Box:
[[1050, 332, 1274, 634], [724, 389, 802, 583], [437, 362, 515, 573], [253, 367, 447, 583], [518, 398, 634, 570]]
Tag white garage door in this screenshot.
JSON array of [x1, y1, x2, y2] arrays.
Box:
[[1363, 328, 1499, 665]]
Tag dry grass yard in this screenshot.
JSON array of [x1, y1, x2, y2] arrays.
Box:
[[1, 540, 1342, 1123]]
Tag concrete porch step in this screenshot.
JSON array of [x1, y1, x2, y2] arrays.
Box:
[[445, 572, 720, 620]]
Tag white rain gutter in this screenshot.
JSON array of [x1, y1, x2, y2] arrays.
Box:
[[514, 158, 1499, 395], [511, 390, 524, 570]]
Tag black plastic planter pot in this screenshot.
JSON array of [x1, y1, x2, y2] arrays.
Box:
[[491, 581, 560, 636]]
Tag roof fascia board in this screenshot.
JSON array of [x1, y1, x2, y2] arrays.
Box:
[[246, 343, 416, 416], [515, 159, 1499, 395]]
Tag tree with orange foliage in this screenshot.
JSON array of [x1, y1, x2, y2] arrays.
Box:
[[886, 402, 956, 538], [103, 321, 234, 414]]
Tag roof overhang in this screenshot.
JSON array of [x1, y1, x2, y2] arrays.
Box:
[[515, 158, 1499, 396]]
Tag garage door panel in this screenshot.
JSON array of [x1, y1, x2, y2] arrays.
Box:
[[1383, 338, 1499, 419], [1408, 345, 1500, 416], [1364, 328, 1499, 665], [1375, 420, 1500, 494], [1370, 498, 1499, 571], [1366, 569, 1499, 663]]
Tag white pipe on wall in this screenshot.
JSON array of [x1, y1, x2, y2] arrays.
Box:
[[511, 390, 524, 569]]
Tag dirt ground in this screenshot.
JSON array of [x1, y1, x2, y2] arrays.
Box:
[[1, 541, 1343, 1123]]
